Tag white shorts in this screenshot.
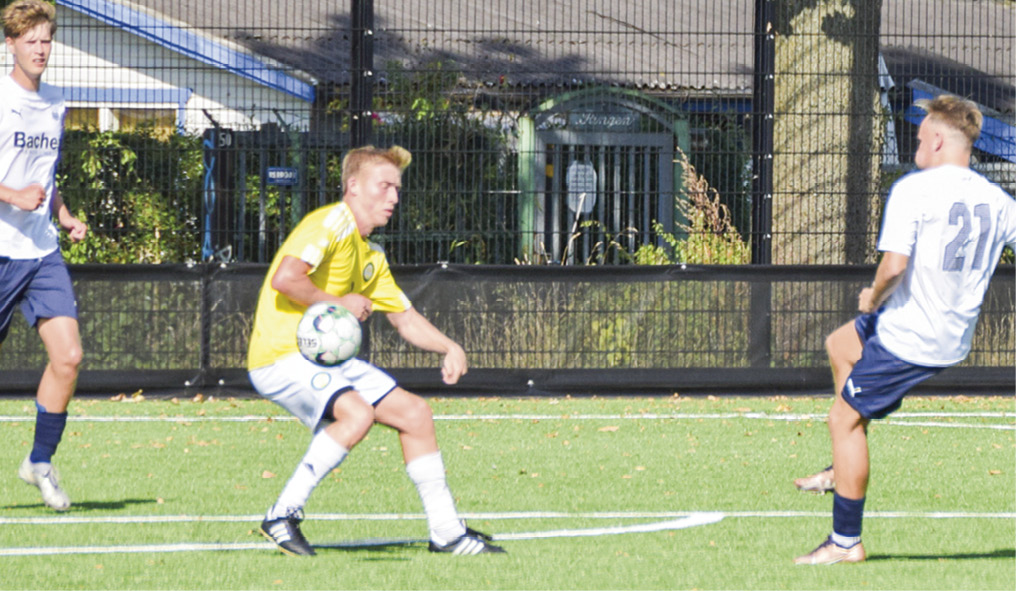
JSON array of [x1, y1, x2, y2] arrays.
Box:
[[248, 354, 398, 430]]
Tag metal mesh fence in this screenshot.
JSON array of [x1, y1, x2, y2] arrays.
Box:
[[2, 0, 1008, 265], [0, 264, 1011, 394], [0, 1, 1013, 395]]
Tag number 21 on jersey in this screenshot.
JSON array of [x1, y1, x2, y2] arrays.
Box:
[[943, 202, 991, 272]]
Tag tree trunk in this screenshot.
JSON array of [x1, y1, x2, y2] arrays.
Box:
[[769, 0, 885, 366], [772, 0, 884, 265]]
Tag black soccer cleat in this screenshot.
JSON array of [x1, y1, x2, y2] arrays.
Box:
[[260, 510, 316, 556], [428, 527, 506, 555]]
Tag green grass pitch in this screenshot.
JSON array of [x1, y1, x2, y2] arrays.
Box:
[[0, 394, 1013, 590]]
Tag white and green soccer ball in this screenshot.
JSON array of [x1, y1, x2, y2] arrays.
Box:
[[296, 302, 362, 366]]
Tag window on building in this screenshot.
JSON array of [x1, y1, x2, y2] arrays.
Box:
[[65, 106, 176, 136]]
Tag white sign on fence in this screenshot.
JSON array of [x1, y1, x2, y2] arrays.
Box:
[[566, 161, 597, 214]]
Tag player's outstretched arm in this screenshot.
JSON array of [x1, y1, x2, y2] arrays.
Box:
[[858, 251, 908, 314], [51, 191, 87, 242], [386, 307, 467, 384]]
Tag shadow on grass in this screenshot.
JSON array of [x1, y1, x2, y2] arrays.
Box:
[[3, 498, 158, 511], [315, 537, 424, 559], [867, 548, 1015, 561]]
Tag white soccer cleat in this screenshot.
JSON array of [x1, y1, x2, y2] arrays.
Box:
[[794, 466, 835, 494], [794, 536, 866, 565], [18, 454, 71, 512]]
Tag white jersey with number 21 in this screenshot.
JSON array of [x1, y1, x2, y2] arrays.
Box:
[[876, 164, 1016, 367]]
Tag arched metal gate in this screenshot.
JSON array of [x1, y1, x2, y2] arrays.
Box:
[[519, 88, 691, 264]]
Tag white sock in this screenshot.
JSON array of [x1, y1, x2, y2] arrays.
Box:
[[831, 532, 861, 548], [406, 451, 465, 544], [267, 431, 348, 520]]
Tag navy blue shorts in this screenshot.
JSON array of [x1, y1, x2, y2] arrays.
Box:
[[841, 312, 944, 420], [0, 251, 78, 343]]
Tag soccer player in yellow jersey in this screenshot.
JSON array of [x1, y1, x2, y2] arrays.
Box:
[[247, 145, 504, 556]]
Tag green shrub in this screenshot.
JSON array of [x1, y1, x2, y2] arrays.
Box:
[[56, 128, 203, 263], [673, 151, 750, 265], [329, 60, 517, 264]]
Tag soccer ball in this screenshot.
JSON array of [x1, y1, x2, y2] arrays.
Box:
[[296, 302, 362, 366]]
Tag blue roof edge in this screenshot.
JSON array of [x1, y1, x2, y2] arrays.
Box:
[[57, 0, 315, 103]]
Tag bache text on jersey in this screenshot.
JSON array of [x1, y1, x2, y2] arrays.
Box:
[[12, 131, 60, 150]]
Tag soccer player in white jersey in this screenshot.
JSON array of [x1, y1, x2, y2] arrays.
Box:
[[1, 0, 87, 512], [794, 95, 1016, 565], [247, 145, 504, 557]]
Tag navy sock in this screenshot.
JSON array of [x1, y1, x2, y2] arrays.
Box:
[[30, 404, 68, 464], [832, 492, 865, 538]]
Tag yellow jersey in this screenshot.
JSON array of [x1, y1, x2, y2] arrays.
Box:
[[246, 201, 411, 370]]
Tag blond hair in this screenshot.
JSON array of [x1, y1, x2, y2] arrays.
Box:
[[340, 145, 412, 193], [2, 0, 56, 40], [914, 94, 982, 148]]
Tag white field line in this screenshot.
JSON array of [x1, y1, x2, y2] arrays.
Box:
[[0, 542, 272, 556], [0, 414, 1007, 432], [3, 509, 1014, 557], [1, 509, 1012, 526], [881, 420, 1014, 430], [489, 512, 726, 540], [0, 514, 726, 557], [0, 411, 1011, 427]]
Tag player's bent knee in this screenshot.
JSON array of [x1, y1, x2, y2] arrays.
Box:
[[825, 332, 850, 363], [39, 319, 83, 375], [49, 347, 82, 379], [57, 346, 83, 370], [828, 398, 864, 433], [331, 391, 375, 429], [381, 392, 434, 433], [824, 332, 837, 355], [401, 394, 433, 426]]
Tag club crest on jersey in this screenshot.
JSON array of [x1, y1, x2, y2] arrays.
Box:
[[310, 372, 332, 391], [362, 262, 375, 282]]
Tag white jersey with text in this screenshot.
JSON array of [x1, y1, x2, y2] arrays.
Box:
[[876, 164, 1016, 366], [0, 75, 65, 259]]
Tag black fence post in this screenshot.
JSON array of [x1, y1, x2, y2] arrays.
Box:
[[748, 280, 772, 368], [198, 262, 213, 388], [350, 0, 375, 148], [751, 0, 774, 265], [749, 0, 775, 368]]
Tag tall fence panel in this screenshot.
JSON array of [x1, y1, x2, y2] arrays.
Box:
[[0, 265, 1011, 396], [0, 2, 1012, 397], [6, 1, 1007, 266]]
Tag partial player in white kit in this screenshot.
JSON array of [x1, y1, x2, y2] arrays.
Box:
[[794, 94, 1016, 565], [1, 0, 88, 512]]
